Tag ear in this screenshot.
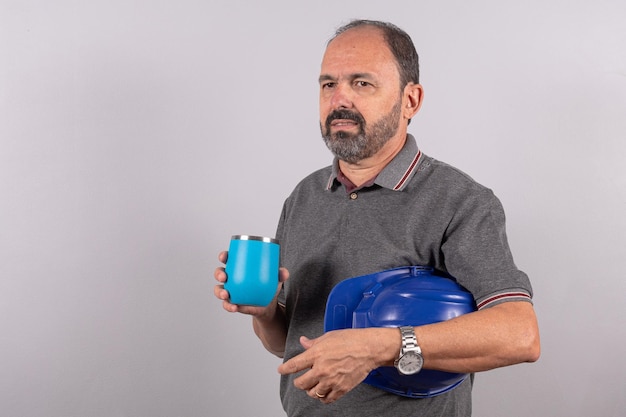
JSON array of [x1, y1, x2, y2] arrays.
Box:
[[403, 83, 424, 121]]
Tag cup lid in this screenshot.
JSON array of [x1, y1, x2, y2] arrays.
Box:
[[231, 235, 279, 244]]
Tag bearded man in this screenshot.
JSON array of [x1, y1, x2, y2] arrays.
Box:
[[214, 19, 540, 417]]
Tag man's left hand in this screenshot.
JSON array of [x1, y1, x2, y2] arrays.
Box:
[[277, 328, 396, 404]]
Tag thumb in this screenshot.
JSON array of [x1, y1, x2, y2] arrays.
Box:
[[278, 267, 290, 283], [300, 335, 315, 349]]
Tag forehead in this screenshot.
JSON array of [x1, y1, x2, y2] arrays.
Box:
[[321, 27, 399, 80]]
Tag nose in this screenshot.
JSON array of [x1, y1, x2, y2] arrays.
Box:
[[329, 83, 353, 110]]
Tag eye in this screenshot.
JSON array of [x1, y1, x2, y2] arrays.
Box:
[[354, 80, 376, 91], [321, 81, 336, 90]]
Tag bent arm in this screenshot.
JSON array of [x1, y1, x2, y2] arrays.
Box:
[[252, 300, 288, 358], [214, 251, 290, 357], [377, 301, 540, 373], [420, 301, 540, 372], [278, 301, 539, 403]]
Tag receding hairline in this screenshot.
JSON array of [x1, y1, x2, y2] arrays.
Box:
[[327, 19, 402, 43], [327, 22, 386, 43], [325, 19, 420, 87]]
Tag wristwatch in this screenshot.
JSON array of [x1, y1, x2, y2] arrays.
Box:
[[394, 326, 424, 375]]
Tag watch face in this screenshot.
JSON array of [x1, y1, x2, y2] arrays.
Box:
[[398, 351, 423, 375]]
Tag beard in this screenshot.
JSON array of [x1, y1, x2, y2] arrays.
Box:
[[320, 100, 402, 164]]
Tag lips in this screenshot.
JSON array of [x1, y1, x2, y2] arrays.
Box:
[[331, 120, 359, 128], [325, 110, 365, 132]]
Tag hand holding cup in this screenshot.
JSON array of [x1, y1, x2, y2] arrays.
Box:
[[214, 235, 282, 311]]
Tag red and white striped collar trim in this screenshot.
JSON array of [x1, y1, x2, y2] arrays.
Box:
[[392, 149, 422, 190], [325, 170, 336, 190], [325, 134, 424, 191]]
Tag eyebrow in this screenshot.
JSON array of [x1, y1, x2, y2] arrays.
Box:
[[318, 73, 376, 84], [318, 74, 335, 84]]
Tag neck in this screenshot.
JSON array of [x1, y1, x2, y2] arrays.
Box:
[[339, 133, 407, 187]]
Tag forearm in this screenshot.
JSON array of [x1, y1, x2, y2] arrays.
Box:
[[414, 301, 541, 373], [252, 302, 288, 357], [278, 302, 539, 404], [372, 301, 540, 374]]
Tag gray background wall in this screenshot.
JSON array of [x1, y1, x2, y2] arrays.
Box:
[[1, 1, 625, 416]]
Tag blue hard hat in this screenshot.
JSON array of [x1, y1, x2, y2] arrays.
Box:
[[324, 266, 477, 398]]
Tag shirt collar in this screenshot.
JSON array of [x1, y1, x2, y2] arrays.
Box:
[[326, 134, 423, 192]]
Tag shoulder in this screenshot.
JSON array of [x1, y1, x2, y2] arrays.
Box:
[[422, 156, 485, 187], [287, 166, 333, 196], [281, 165, 333, 209], [412, 155, 496, 201]]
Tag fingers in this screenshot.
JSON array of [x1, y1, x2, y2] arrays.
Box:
[[278, 335, 318, 376], [214, 251, 228, 284], [212, 282, 238, 313], [279, 331, 373, 403], [213, 259, 229, 300], [300, 335, 314, 349], [214, 267, 226, 284], [310, 386, 333, 403], [280, 357, 341, 403], [278, 354, 307, 376], [214, 250, 234, 310], [213, 250, 288, 316], [279, 346, 337, 402], [217, 250, 228, 264], [278, 267, 290, 283]]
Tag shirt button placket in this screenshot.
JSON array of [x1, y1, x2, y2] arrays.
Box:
[[350, 192, 358, 200]]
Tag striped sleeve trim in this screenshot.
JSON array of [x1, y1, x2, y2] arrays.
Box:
[[476, 291, 532, 310]]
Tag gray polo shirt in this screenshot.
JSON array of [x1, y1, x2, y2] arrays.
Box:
[[275, 134, 532, 417]]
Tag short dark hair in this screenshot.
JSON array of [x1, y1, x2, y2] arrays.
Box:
[[330, 20, 420, 87]]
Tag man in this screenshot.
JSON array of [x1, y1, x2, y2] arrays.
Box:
[[214, 19, 540, 416]]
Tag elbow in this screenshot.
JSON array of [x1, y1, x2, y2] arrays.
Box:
[[493, 303, 541, 366], [524, 328, 541, 363], [496, 301, 541, 365], [497, 323, 540, 368], [268, 348, 285, 359], [525, 306, 541, 363], [496, 327, 540, 368], [259, 337, 286, 359], [252, 316, 287, 358], [517, 317, 541, 364]]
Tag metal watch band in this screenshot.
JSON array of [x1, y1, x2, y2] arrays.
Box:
[[399, 326, 420, 354]]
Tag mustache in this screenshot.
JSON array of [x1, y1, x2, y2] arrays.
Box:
[[325, 109, 365, 128]]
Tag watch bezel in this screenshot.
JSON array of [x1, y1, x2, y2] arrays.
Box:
[[396, 350, 424, 375]]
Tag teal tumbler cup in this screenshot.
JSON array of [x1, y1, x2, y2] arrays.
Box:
[[224, 235, 280, 306]]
